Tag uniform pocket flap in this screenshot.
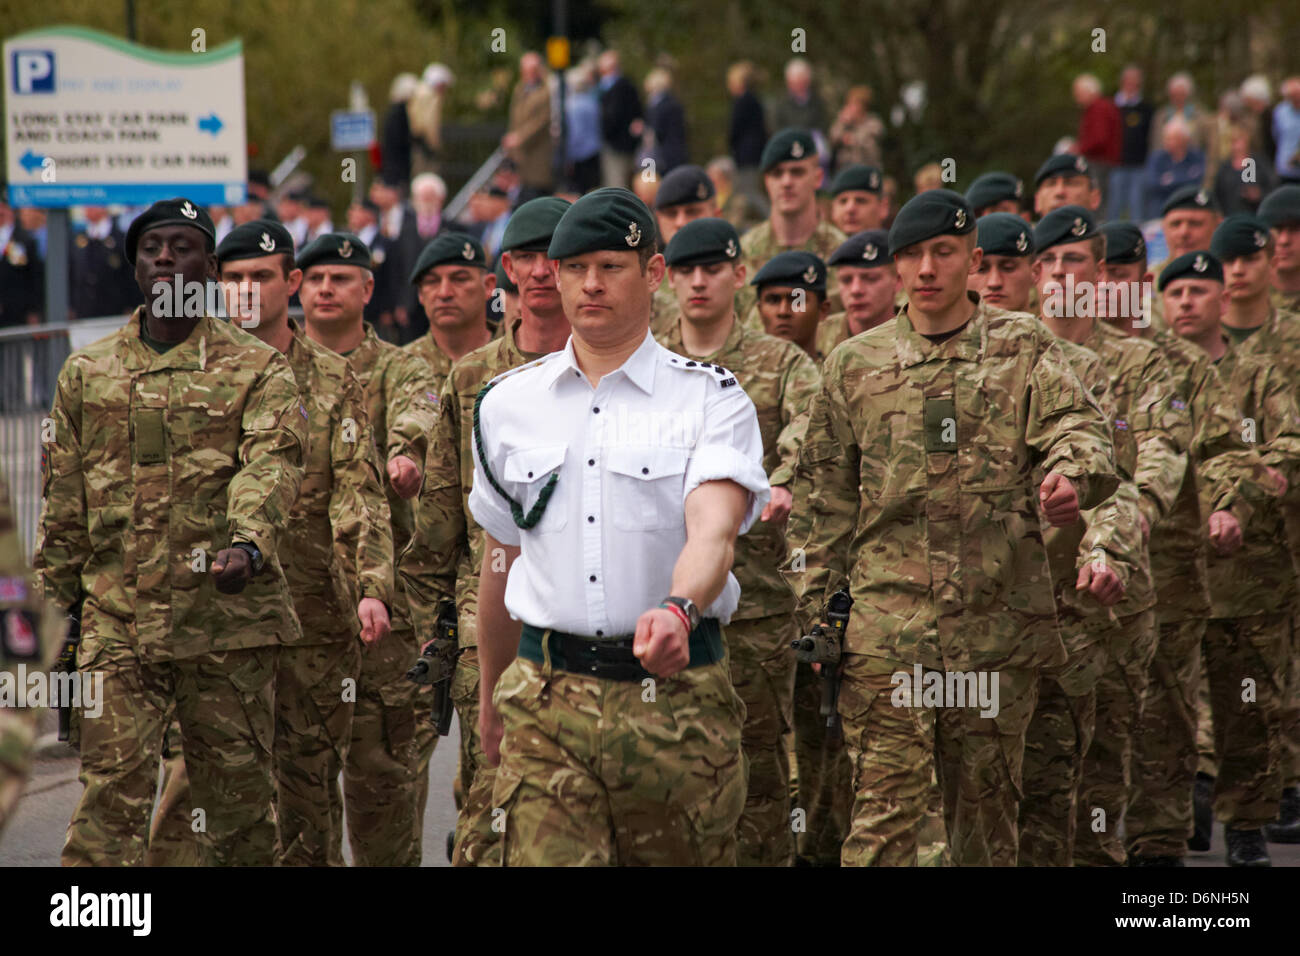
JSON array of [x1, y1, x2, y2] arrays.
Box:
[[503, 445, 567, 482], [605, 446, 689, 481]]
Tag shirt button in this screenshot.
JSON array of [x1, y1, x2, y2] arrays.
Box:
[[527, 471, 533, 478], [588, 515, 595, 523], [588, 458, 595, 466], [589, 574, 596, 582], [593, 406, 601, 414], [641, 467, 649, 475], [596, 629, 604, 637]]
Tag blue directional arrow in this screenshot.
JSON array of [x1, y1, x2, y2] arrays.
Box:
[[20, 150, 46, 174], [197, 113, 223, 136]]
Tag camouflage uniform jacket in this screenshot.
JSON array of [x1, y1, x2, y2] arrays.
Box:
[[1201, 340, 1300, 618], [403, 331, 456, 396], [658, 313, 821, 620], [650, 274, 762, 338], [735, 219, 847, 318], [788, 298, 1120, 672], [1144, 327, 1277, 620], [1270, 287, 1300, 314], [36, 307, 307, 661], [399, 319, 544, 647], [281, 320, 393, 644], [345, 323, 440, 630]]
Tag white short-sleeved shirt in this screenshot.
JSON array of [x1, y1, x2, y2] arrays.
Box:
[[468, 329, 771, 637]]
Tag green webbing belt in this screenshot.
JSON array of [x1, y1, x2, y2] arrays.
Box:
[[473, 379, 558, 529]]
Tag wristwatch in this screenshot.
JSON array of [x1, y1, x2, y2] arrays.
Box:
[[233, 541, 265, 577], [662, 596, 700, 632]]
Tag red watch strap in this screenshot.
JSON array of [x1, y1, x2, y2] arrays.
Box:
[[659, 601, 692, 633]]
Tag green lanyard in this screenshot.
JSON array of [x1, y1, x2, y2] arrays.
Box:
[[473, 379, 558, 530]]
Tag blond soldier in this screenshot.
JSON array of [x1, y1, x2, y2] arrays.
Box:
[[402, 233, 495, 843], [656, 217, 820, 865], [827, 165, 886, 237], [736, 129, 846, 320], [299, 231, 439, 866], [400, 197, 572, 865], [817, 229, 900, 358], [1259, 186, 1300, 319], [38, 198, 307, 866], [789, 190, 1120, 866], [1171, 235, 1300, 866]]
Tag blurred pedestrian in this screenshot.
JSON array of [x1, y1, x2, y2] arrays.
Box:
[[503, 52, 553, 200], [409, 64, 454, 180], [644, 67, 688, 175], [1145, 118, 1207, 218], [1110, 65, 1154, 221], [1240, 74, 1277, 164], [727, 61, 767, 203], [1214, 123, 1277, 215], [770, 57, 827, 139], [564, 63, 602, 194], [1152, 72, 1211, 152], [411, 173, 447, 240], [829, 86, 884, 173], [382, 72, 418, 191], [69, 205, 139, 320], [1072, 73, 1121, 208], [597, 49, 644, 189], [1274, 77, 1300, 185], [707, 156, 764, 232], [303, 196, 334, 244], [0, 186, 44, 327]]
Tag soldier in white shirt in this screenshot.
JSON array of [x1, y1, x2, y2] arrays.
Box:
[[470, 188, 771, 865]]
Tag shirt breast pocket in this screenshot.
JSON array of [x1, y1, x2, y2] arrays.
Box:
[[503, 444, 568, 533], [606, 446, 689, 531]]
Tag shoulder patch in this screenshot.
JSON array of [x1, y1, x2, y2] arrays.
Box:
[[720, 377, 738, 388]]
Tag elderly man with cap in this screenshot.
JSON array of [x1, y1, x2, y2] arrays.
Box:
[[296, 231, 440, 865], [37, 198, 308, 865], [1166, 241, 1300, 866], [966, 172, 1027, 220], [1259, 185, 1300, 311], [149, 219, 394, 866], [1208, 214, 1300, 847], [818, 228, 899, 357], [404, 232, 495, 394], [654, 217, 819, 866], [787, 188, 1120, 865], [1027, 205, 1189, 865], [1034, 154, 1101, 219], [737, 129, 847, 320], [752, 251, 833, 362], [469, 188, 769, 866], [970, 213, 1037, 313], [399, 197, 572, 866], [827, 164, 886, 237]]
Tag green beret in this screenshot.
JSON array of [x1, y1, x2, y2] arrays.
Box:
[[654, 165, 716, 209], [1033, 204, 1100, 253], [125, 197, 216, 264], [751, 250, 826, 292], [828, 229, 892, 267], [493, 255, 517, 294], [547, 187, 657, 260], [410, 232, 486, 284], [216, 219, 294, 263], [829, 164, 883, 197], [760, 128, 817, 173], [976, 213, 1035, 257], [1100, 222, 1147, 264], [501, 196, 571, 252], [1162, 184, 1219, 216], [1158, 250, 1223, 291], [663, 217, 741, 268], [1258, 185, 1300, 227], [296, 231, 372, 271], [1034, 153, 1092, 187], [1210, 215, 1272, 261], [887, 189, 975, 256], [966, 172, 1024, 212]]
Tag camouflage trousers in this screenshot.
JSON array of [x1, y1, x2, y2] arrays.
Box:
[[0, 707, 39, 841], [1200, 614, 1289, 828], [491, 653, 747, 866], [792, 659, 853, 865], [838, 654, 1038, 866], [1126, 617, 1205, 858], [1074, 608, 1157, 866], [146, 721, 202, 866], [1197, 670, 1217, 778], [64, 634, 277, 867], [449, 646, 500, 867], [1018, 677, 1098, 866], [343, 625, 423, 866], [726, 616, 798, 867], [1282, 620, 1300, 789]]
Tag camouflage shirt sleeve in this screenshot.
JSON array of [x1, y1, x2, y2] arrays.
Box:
[[1025, 337, 1120, 510], [786, 366, 860, 628], [332, 363, 394, 609], [1130, 349, 1190, 530], [34, 361, 89, 612], [229, 354, 308, 558], [769, 347, 822, 489], [383, 351, 440, 469], [398, 378, 467, 638], [1192, 359, 1277, 526]]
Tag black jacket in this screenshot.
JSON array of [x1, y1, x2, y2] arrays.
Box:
[[647, 93, 688, 173], [600, 75, 643, 155], [0, 226, 44, 327], [728, 91, 768, 167]]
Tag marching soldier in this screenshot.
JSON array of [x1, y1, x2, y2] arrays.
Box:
[[405, 233, 495, 392], [751, 251, 832, 361], [37, 198, 307, 866], [818, 229, 901, 357], [298, 231, 439, 865], [966, 172, 1027, 219], [969, 213, 1037, 313], [1258, 185, 1300, 313], [827, 164, 886, 237], [1033, 154, 1101, 219], [656, 217, 821, 865], [650, 165, 722, 335]]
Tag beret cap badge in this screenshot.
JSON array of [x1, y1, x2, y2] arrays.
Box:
[[625, 222, 641, 247], [180, 201, 198, 219], [802, 265, 817, 283], [790, 140, 804, 158], [1193, 254, 1207, 272], [258, 232, 275, 252], [462, 242, 474, 260], [339, 239, 353, 258], [953, 209, 967, 229], [1015, 232, 1028, 253], [863, 243, 878, 260], [1071, 217, 1086, 236], [725, 238, 738, 258]]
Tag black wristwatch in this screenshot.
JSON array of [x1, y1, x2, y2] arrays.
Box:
[[662, 596, 700, 632], [233, 541, 265, 577]]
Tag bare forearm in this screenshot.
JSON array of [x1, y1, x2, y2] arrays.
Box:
[[669, 535, 736, 610]]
